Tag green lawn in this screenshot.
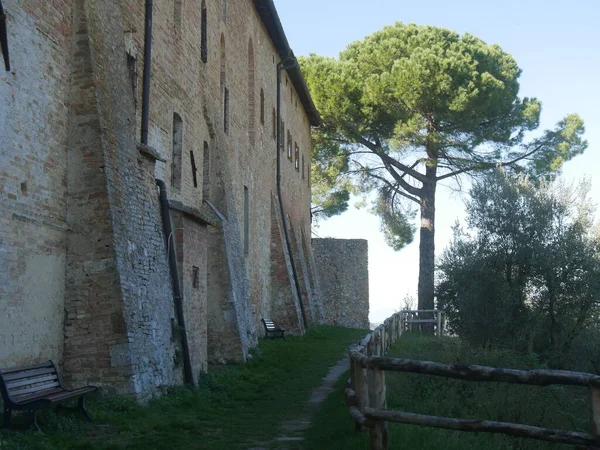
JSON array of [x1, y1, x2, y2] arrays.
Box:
[[0, 325, 366, 450], [305, 333, 589, 450]]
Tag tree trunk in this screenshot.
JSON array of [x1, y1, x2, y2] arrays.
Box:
[[418, 166, 437, 313]]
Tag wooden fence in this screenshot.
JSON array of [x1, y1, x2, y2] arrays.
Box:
[[345, 310, 600, 450]]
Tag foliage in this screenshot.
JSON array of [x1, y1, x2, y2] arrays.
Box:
[[300, 22, 587, 309], [437, 172, 600, 362], [0, 326, 366, 450]]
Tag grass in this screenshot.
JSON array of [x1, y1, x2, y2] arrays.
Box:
[[305, 333, 589, 450], [0, 325, 366, 450]]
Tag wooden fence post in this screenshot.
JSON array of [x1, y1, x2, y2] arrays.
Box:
[[436, 310, 442, 337], [353, 353, 368, 431], [590, 378, 600, 449], [368, 363, 388, 450]]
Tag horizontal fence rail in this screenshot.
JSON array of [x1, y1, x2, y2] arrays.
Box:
[[345, 310, 600, 450]]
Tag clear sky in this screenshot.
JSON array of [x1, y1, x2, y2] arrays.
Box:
[[274, 0, 600, 323]]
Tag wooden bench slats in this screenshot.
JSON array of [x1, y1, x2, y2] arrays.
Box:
[[261, 318, 286, 340], [11, 381, 61, 398], [8, 387, 65, 405], [2, 367, 56, 382], [6, 374, 58, 390], [41, 387, 97, 403], [0, 361, 53, 375]]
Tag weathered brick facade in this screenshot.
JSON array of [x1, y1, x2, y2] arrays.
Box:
[[0, 0, 327, 397]]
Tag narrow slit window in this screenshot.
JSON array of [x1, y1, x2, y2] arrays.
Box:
[[190, 150, 198, 188], [224, 87, 230, 134], [243, 186, 249, 256], [192, 266, 200, 289], [294, 143, 299, 171], [302, 154, 305, 180], [202, 141, 210, 199], [201, 1, 208, 63], [172, 113, 183, 190], [126, 52, 138, 110], [287, 131, 292, 160]]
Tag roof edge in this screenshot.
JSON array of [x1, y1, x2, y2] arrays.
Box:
[[253, 0, 322, 127]]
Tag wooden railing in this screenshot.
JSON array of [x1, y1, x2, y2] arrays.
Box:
[[345, 310, 600, 450]]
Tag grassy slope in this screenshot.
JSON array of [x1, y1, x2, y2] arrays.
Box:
[[0, 325, 366, 450], [305, 333, 588, 450]]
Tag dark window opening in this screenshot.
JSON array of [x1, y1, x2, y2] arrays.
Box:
[[190, 150, 198, 188], [295, 143, 299, 171], [201, 1, 208, 63], [243, 186, 249, 256], [172, 113, 183, 190], [260, 89, 265, 125], [287, 130, 292, 160], [202, 141, 210, 199], [192, 266, 200, 289], [224, 87, 230, 134]]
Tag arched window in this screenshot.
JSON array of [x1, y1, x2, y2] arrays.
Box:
[[172, 113, 183, 190], [201, 0, 207, 63], [260, 89, 265, 126], [248, 39, 255, 148]]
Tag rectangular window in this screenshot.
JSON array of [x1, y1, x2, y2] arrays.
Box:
[[287, 131, 292, 160], [224, 87, 230, 134], [295, 143, 299, 171], [172, 113, 183, 190], [126, 52, 138, 109], [201, 5, 208, 63], [192, 266, 200, 289], [243, 186, 249, 256]]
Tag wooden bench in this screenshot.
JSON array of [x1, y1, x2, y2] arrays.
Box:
[[0, 360, 97, 430], [261, 318, 286, 340]]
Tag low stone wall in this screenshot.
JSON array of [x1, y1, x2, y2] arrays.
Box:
[[312, 238, 369, 329]]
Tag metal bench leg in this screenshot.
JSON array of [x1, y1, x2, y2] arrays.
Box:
[[78, 397, 93, 421], [30, 410, 40, 432], [3, 407, 11, 428]]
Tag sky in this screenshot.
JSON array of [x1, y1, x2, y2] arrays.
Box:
[[274, 0, 600, 323]]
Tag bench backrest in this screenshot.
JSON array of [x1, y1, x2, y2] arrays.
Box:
[[262, 318, 277, 331], [0, 361, 62, 403]]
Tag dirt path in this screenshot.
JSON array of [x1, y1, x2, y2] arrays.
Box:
[[248, 354, 349, 449]]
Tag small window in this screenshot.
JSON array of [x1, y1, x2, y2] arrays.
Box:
[[260, 89, 265, 125], [243, 186, 249, 256], [294, 143, 299, 171], [224, 87, 230, 134], [190, 150, 198, 188], [201, 1, 208, 63], [172, 113, 183, 190], [202, 141, 210, 199], [287, 131, 292, 160], [192, 266, 200, 289]]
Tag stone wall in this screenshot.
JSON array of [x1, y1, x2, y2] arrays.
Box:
[[0, 0, 324, 396], [312, 239, 370, 329]]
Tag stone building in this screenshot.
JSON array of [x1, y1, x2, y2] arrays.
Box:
[[0, 0, 330, 398]]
